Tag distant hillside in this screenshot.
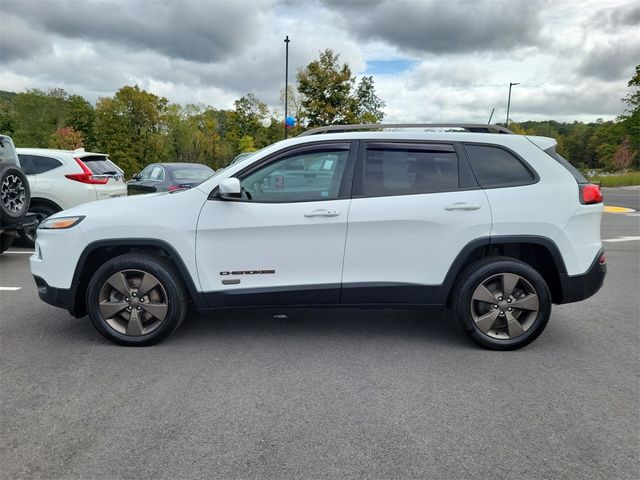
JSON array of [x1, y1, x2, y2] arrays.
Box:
[[0, 90, 17, 102]]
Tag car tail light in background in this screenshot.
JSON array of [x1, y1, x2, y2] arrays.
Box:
[[599, 252, 606, 265], [580, 184, 603, 205], [65, 158, 109, 184], [168, 185, 186, 192]]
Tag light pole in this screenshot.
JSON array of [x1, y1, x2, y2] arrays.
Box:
[[505, 82, 519, 128], [284, 35, 290, 139]]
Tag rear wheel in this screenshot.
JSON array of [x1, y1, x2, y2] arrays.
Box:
[[20, 204, 59, 247], [451, 257, 551, 350], [86, 254, 188, 346]]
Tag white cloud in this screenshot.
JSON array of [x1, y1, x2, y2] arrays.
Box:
[[0, 0, 637, 123]]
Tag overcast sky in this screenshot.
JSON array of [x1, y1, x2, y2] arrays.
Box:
[[1, 0, 639, 123]]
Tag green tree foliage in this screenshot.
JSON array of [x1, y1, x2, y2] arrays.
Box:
[[619, 64, 640, 158], [297, 49, 385, 126], [94, 85, 169, 175], [354, 76, 386, 124], [63, 95, 95, 149], [11, 89, 67, 147]]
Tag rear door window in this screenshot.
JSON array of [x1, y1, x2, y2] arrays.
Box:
[[465, 144, 535, 188], [360, 143, 459, 197], [150, 166, 165, 181]]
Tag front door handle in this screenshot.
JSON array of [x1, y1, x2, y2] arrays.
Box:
[[444, 202, 481, 211], [304, 209, 341, 217]]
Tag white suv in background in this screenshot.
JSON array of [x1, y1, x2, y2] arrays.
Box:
[[17, 148, 126, 246], [30, 124, 606, 349]]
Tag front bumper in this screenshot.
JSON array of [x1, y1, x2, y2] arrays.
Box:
[[558, 249, 607, 304], [33, 276, 78, 316]]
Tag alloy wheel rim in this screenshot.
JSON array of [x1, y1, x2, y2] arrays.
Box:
[[470, 272, 539, 339], [1, 174, 26, 213], [98, 269, 168, 336]]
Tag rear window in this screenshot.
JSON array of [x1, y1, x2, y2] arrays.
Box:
[[465, 145, 535, 188], [544, 147, 588, 184], [172, 167, 214, 181], [80, 155, 121, 175]]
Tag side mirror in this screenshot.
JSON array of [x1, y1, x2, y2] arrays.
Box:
[[131, 172, 139, 180], [217, 177, 242, 199]]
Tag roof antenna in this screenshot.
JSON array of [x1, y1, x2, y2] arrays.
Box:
[[488, 107, 495, 124]]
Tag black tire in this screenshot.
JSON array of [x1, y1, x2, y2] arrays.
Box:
[[451, 257, 551, 350], [0, 164, 30, 225], [19, 204, 59, 248], [86, 253, 188, 346], [0, 232, 16, 254]]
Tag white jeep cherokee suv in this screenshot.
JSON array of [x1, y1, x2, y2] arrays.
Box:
[[30, 124, 606, 349]]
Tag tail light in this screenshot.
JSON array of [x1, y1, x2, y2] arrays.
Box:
[[65, 158, 109, 184], [168, 185, 183, 192], [579, 184, 603, 205]]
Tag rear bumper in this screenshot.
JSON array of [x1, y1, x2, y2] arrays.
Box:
[[558, 249, 606, 304], [33, 276, 80, 317]]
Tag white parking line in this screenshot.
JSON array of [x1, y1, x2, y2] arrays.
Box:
[[0, 287, 21, 291], [603, 236, 640, 243], [3, 251, 34, 255]]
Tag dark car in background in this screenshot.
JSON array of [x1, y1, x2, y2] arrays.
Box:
[[127, 163, 215, 194]]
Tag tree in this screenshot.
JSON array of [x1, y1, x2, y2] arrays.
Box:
[[354, 76, 385, 124], [11, 89, 67, 147], [94, 85, 168, 176], [623, 64, 640, 113], [49, 126, 84, 149], [63, 95, 95, 149], [297, 50, 385, 127], [297, 49, 357, 127], [620, 64, 640, 164], [612, 137, 636, 170]]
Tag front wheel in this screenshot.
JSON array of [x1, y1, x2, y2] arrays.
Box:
[[451, 257, 551, 350], [86, 254, 188, 346]]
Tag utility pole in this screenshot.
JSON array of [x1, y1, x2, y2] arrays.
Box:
[[284, 35, 290, 139], [506, 82, 519, 128]]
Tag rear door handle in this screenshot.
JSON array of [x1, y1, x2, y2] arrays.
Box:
[[304, 209, 341, 217], [444, 202, 481, 211]]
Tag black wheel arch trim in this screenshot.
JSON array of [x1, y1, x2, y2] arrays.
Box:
[[27, 197, 63, 212], [66, 238, 205, 317], [434, 235, 568, 304]]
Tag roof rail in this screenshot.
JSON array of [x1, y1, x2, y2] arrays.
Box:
[[298, 123, 514, 136]]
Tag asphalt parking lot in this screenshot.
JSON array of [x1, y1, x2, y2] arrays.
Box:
[[1, 190, 638, 479]]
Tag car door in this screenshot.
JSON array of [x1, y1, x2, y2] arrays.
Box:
[[128, 165, 162, 194], [195, 142, 356, 307], [341, 141, 492, 304]]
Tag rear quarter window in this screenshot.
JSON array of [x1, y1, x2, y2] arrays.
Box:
[[465, 144, 535, 188], [544, 147, 588, 184], [19, 155, 62, 174]]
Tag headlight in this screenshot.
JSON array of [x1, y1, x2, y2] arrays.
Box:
[[39, 216, 85, 229]]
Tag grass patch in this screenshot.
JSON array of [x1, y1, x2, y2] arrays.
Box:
[[588, 171, 640, 187]]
